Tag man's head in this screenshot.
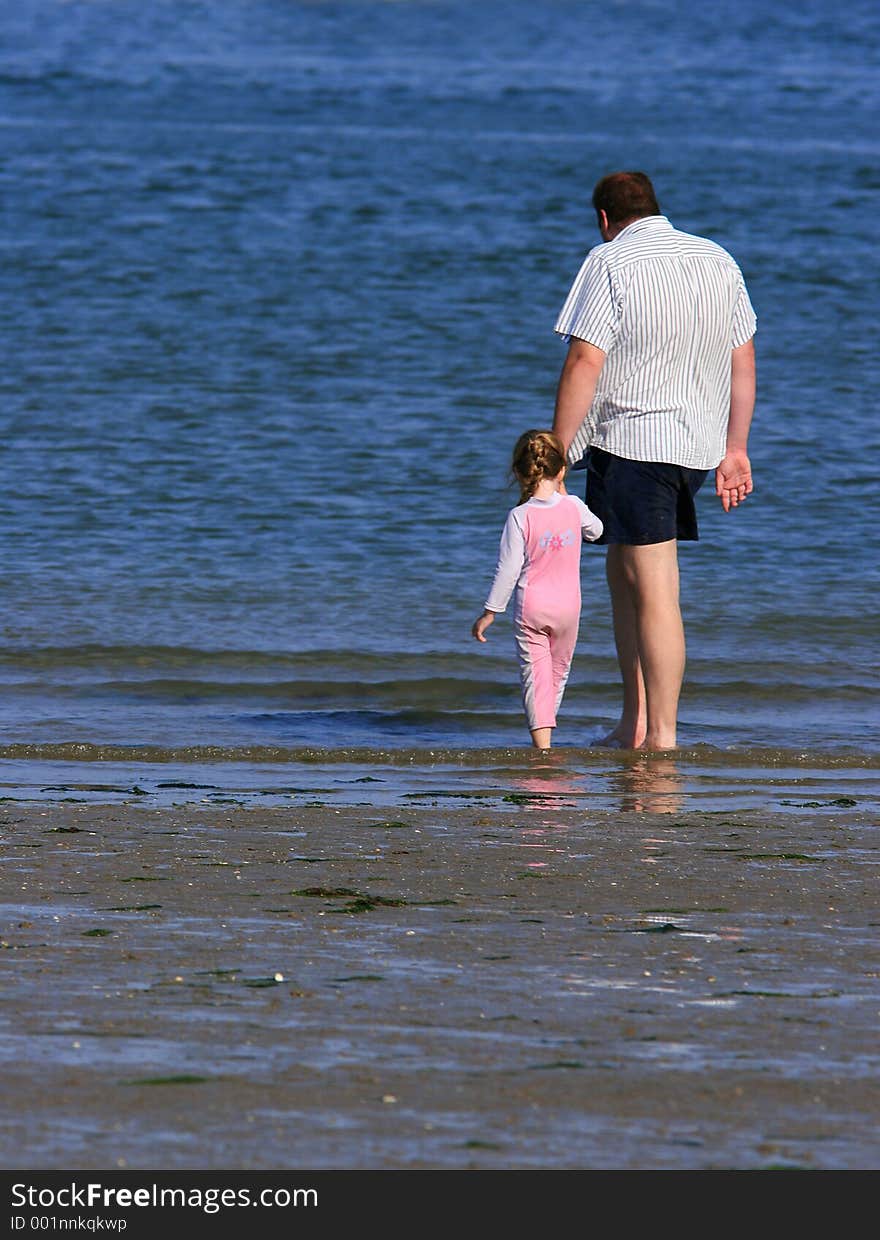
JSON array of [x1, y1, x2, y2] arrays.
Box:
[[592, 171, 660, 241]]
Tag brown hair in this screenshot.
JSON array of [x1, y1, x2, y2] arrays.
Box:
[[592, 171, 660, 226], [511, 429, 567, 505]]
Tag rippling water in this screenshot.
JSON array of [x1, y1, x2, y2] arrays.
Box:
[[1, 0, 878, 771]]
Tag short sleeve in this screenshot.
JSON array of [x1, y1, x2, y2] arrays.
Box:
[[554, 248, 619, 352], [731, 270, 757, 348]]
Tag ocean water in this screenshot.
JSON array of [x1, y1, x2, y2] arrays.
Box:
[[1, 0, 878, 795]]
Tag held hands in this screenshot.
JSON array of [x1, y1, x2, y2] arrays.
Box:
[[471, 611, 495, 642], [715, 449, 753, 512]]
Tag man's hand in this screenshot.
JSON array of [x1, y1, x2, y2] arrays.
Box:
[[715, 449, 753, 512], [719, 340, 756, 512], [471, 611, 495, 642]]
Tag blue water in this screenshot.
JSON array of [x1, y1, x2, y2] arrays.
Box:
[[1, 0, 878, 765]]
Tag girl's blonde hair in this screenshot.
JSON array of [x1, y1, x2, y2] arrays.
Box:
[[511, 429, 567, 504]]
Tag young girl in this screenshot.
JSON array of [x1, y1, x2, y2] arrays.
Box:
[[472, 429, 603, 749]]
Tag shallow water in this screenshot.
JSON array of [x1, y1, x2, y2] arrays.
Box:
[[1, 744, 876, 820], [1, 0, 878, 773]]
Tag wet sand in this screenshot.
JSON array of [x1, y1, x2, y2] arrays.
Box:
[[1, 793, 878, 1170]]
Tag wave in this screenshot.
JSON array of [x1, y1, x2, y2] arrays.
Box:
[[0, 644, 875, 703], [1, 679, 875, 710]]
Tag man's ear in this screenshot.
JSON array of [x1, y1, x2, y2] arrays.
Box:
[[598, 209, 611, 239]]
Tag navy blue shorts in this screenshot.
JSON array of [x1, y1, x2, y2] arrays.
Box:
[[584, 447, 709, 545]]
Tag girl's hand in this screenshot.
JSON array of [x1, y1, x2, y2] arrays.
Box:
[[472, 611, 495, 642]]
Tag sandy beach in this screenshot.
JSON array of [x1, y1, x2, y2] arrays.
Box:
[[2, 787, 878, 1171]]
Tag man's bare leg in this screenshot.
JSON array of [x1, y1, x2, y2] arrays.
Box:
[[600, 541, 684, 750], [597, 545, 647, 748], [624, 540, 684, 749], [530, 727, 552, 750]]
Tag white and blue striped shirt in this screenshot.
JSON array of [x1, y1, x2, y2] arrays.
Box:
[[554, 215, 757, 470]]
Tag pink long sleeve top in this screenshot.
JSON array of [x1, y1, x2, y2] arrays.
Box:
[[484, 492, 604, 616]]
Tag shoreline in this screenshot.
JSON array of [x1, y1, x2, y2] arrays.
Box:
[[1, 746, 878, 820], [2, 794, 878, 1170]]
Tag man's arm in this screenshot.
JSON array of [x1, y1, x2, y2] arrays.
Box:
[[715, 337, 756, 512], [552, 338, 607, 457]]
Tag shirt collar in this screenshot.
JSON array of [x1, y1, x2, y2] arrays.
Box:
[[612, 214, 672, 242]]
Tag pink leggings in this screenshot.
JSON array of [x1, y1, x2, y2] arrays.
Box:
[[514, 609, 579, 731]]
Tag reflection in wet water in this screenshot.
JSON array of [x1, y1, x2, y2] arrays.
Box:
[[502, 752, 686, 817], [500, 753, 588, 830], [610, 756, 684, 815]]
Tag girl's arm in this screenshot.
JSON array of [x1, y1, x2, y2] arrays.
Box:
[[472, 511, 526, 641], [472, 610, 495, 642], [572, 495, 604, 542]]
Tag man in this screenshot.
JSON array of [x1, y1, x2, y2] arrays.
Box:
[[552, 171, 756, 750]]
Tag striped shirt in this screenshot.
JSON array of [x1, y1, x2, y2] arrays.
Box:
[[554, 215, 757, 469]]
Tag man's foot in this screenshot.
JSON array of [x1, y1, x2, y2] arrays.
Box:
[[594, 722, 646, 749], [638, 731, 678, 752]]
